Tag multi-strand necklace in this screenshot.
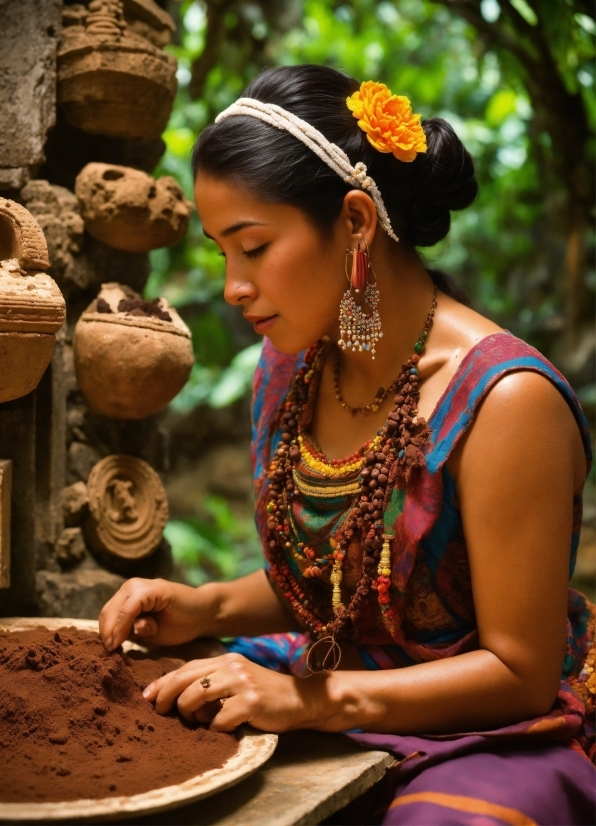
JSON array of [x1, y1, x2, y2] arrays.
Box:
[[264, 288, 437, 663]]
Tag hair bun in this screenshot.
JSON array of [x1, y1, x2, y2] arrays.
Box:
[[407, 118, 478, 247]]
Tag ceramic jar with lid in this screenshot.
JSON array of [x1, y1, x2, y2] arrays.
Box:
[[0, 199, 66, 403], [73, 282, 194, 419], [58, 0, 177, 139]]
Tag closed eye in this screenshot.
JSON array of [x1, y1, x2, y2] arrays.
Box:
[[243, 244, 268, 259]]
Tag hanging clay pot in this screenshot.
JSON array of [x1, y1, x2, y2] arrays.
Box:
[[75, 163, 192, 253], [73, 282, 194, 419], [0, 199, 66, 404], [84, 454, 168, 559], [57, 0, 177, 139]]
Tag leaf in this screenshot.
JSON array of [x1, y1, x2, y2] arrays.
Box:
[[485, 89, 518, 126]]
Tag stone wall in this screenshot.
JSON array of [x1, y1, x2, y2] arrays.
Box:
[[0, 0, 180, 619], [0, 0, 61, 190]]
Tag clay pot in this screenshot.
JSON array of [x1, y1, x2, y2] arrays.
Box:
[[57, 0, 177, 139], [73, 282, 194, 419], [84, 454, 168, 559], [75, 163, 192, 253], [0, 199, 66, 404]]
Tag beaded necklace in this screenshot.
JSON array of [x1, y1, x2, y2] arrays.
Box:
[[332, 354, 401, 417], [265, 288, 437, 667]]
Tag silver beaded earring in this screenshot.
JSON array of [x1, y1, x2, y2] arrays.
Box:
[[338, 235, 382, 359]]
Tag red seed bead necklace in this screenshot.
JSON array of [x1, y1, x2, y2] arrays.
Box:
[[264, 288, 437, 666]]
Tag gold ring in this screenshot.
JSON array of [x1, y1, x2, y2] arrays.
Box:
[[200, 675, 211, 689]]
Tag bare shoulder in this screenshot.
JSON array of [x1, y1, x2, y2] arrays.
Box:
[[436, 292, 503, 354], [451, 368, 587, 493], [417, 292, 502, 418]]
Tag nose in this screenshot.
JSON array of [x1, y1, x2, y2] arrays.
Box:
[[223, 267, 257, 306]]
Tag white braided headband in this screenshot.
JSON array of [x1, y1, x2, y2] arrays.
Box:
[[215, 98, 399, 243]]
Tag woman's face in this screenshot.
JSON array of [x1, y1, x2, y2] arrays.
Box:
[[194, 174, 347, 354]]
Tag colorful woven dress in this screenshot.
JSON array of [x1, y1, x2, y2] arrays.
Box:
[[226, 331, 595, 825]]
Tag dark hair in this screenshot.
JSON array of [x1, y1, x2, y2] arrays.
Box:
[[192, 65, 476, 296]]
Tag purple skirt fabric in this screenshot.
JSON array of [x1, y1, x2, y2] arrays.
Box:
[[348, 733, 595, 825], [226, 634, 595, 824]]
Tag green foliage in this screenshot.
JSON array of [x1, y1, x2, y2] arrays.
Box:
[[171, 341, 263, 412], [165, 497, 263, 585], [154, 0, 594, 368], [155, 0, 594, 583]]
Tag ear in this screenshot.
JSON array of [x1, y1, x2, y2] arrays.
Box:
[[340, 189, 378, 248]]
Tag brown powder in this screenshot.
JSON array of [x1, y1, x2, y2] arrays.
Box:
[[0, 627, 239, 803]]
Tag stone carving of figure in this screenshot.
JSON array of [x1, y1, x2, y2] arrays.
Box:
[[107, 478, 138, 524]]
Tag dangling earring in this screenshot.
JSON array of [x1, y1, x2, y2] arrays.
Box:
[[338, 235, 383, 359]]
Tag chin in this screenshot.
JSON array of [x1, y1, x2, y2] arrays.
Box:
[[265, 330, 319, 355]]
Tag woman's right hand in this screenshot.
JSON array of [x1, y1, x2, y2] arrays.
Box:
[[99, 578, 210, 651]]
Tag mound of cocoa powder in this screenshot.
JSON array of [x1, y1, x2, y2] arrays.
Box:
[[96, 295, 172, 322], [0, 627, 239, 803]]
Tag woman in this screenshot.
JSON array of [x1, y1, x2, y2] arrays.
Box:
[[100, 65, 594, 823]]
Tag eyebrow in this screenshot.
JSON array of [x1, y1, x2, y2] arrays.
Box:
[[203, 221, 267, 240]]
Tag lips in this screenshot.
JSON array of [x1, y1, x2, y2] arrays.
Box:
[[243, 314, 275, 323], [244, 313, 278, 334]]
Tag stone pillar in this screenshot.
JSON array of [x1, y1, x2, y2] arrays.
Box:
[[0, 0, 62, 190], [0, 392, 38, 615]]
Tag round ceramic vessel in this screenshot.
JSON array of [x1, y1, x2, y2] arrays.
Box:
[[0, 617, 278, 822], [73, 283, 194, 420], [75, 163, 192, 253]]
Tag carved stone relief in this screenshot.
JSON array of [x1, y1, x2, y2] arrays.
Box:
[[84, 454, 168, 559], [58, 0, 177, 139]]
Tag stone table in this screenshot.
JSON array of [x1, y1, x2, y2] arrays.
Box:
[[133, 730, 393, 826]]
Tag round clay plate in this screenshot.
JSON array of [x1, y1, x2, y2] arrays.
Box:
[[0, 617, 278, 822]]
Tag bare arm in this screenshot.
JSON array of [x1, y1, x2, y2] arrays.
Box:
[[99, 569, 299, 651], [144, 372, 588, 735], [300, 371, 586, 733]]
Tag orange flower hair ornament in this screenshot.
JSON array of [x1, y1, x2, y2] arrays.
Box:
[[346, 81, 427, 163], [215, 83, 426, 243]]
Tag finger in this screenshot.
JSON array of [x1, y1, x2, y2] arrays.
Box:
[[109, 582, 167, 651], [99, 589, 126, 650], [143, 653, 240, 706], [143, 660, 209, 701], [209, 697, 248, 732], [176, 676, 231, 721], [193, 700, 223, 725], [99, 583, 143, 650], [133, 616, 159, 638], [151, 665, 215, 715], [144, 652, 240, 698]]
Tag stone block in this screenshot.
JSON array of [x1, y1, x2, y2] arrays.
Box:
[[0, 460, 12, 589], [68, 441, 101, 484], [0, 0, 61, 189], [123, 0, 176, 48], [62, 481, 90, 527], [0, 392, 37, 615], [36, 568, 125, 619], [54, 527, 86, 569], [20, 180, 85, 291]]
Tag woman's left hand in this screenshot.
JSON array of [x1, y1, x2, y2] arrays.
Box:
[[142, 652, 317, 732]]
